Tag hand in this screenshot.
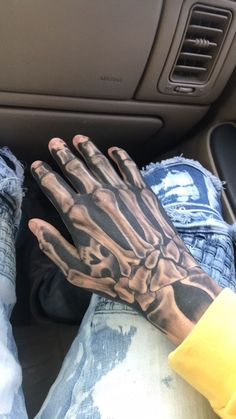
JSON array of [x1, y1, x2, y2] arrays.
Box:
[[29, 136, 222, 345]]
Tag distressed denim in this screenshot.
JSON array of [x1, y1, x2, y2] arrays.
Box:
[[0, 155, 235, 418], [0, 149, 27, 418], [142, 157, 236, 291]]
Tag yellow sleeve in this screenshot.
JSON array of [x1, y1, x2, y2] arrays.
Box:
[[168, 288, 236, 419]]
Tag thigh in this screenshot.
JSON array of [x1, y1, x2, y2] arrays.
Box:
[[36, 295, 218, 419]]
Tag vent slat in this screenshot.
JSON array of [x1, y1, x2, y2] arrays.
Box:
[[192, 10, 229, 21], [175, 65, 207, 72], [171, 4, 232, 84], [188, 24, 223, 34], [179, 52, 212, 60]]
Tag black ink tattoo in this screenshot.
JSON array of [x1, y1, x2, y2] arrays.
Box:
[[30, 137, 222, 345]]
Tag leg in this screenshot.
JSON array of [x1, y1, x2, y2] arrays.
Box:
[[0, 149, 28, 418], [36, 294, 220, 419]]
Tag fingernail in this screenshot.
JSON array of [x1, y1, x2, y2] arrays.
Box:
[[108, 147, 119, 154], [73, 135, 89, 145], [28, 220, 38, 235], [48, 138, 66, 149], [31, 160, 43, 170]]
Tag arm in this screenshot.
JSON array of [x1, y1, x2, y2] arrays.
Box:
[[29, 136, 236, 417]]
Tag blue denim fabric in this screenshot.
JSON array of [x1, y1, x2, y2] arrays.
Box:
[[0, 155, 234, 418], [142, 157, 228, 233], [142, 157, 236, 291], [35, 157, 236, 419], [0, 148, 27, 419]]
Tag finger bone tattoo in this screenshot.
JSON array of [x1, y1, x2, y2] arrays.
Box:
[[32, 144, 222, 345]]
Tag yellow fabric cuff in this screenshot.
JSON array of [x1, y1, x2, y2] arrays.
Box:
[[168, 288, 236, 418]]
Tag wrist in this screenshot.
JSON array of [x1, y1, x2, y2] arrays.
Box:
[[136, 267, 222, 346]]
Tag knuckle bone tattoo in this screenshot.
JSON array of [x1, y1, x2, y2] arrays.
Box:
[[31, 139, 221, 343]]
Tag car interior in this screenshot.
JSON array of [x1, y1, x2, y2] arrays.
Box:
[[1, 0, 236, 416]]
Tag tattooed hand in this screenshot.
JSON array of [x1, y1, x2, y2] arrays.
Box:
[[29, 136, 222, 345]]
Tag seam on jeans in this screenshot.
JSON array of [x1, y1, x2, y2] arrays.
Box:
[[93, 310, 139, 316], [229, 222, 236, 242], [176, 223, 235, 239]]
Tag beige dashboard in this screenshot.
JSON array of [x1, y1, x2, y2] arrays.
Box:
[[0, 0, 235, 163]]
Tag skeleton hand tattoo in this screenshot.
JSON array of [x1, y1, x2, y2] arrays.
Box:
[[29, 136, 222, 345]]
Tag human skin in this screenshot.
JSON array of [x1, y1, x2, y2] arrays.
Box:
[[28, 135, 222, 346]]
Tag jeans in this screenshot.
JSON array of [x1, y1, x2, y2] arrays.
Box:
[[0, 148, 27, 418], [0, 153, 235, 419]]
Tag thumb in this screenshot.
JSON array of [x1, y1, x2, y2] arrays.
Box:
[[28, 218, 80, 277]]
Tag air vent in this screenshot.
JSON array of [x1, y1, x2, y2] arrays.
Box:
[[171, 4, 232, 84]]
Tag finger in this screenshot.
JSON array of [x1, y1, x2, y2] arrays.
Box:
[[48, 137, 100, 194], [31, 160, 76, 217], [28, 218, 117, 299], [141, 188, 176, 240], [28, 218, 83, 276], [68, 270, 117, 298], [108, 147, 146, 188], [73, 135, 124, 187]]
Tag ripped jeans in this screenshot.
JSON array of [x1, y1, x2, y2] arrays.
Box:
[[0, 153, 235, 419]]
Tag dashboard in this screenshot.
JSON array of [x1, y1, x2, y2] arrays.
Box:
[[0, 0, 235, 163]]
